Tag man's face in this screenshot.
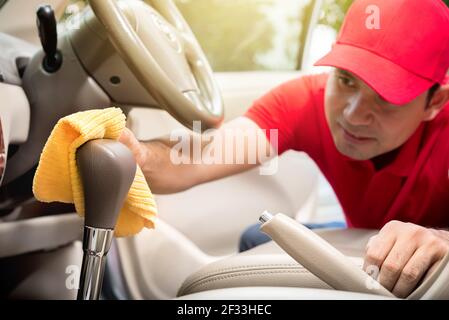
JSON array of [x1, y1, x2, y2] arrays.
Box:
[[325, 69, 431, 160]]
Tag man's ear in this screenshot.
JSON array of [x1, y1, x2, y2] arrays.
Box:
[[423, 84, 449, 121]]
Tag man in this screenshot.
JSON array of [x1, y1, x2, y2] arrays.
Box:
[[119, 0, 449, 298]]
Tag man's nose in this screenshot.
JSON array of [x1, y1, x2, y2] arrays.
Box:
[[342, 94, 373, 126]]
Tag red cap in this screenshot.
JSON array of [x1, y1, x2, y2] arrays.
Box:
[[315, 0, 449, 105]]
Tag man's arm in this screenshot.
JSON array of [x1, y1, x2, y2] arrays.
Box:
[[119, 116, 275, 194]]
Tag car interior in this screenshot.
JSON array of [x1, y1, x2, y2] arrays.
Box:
[[1, 0, 449, 300]]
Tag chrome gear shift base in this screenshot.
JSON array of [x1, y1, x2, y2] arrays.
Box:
[[77, 226, 114, 300]]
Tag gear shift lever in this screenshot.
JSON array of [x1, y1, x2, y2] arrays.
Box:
[[36, 5, 63, 73], [76, 139, 136, 300]]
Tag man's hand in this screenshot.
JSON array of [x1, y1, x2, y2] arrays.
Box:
[[363, 220, 449, 298]]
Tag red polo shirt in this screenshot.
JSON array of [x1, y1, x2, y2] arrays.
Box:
[[245, 74, 449, 229]]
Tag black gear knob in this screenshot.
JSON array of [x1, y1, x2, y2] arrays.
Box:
[[36, 5, 62, 73]]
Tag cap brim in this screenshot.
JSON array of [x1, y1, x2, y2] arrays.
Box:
[[314, 43, 434, 105]]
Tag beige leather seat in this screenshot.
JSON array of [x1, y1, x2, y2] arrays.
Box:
[[178, 228, 377, 297], [176, 287, 393, 300]]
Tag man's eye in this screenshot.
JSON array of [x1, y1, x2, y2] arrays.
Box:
[[338, 76, 356, 88]]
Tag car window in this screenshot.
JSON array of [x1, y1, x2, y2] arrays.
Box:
[[172, 0, 313, 72], [302, 0, 353, 72]]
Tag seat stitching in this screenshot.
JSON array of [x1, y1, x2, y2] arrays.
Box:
[[180, 269, 314, 295], [180, 261, 363, 294], [186, 263, 303, 282]]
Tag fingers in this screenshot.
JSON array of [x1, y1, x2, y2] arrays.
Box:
[[377, 239, 417, 291], [392, 238, 448, 298], [118, 127, 134, 146], [363, 233, 395, 273], [424, 258, 444, 281], [391, 246, 435, 298], [363, 222, 449, 298], [118, 128, 147, 167]]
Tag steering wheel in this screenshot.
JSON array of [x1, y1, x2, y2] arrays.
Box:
[[88, 0, 224, 130]]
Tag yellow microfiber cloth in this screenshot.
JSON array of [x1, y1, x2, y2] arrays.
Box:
[[33, 107, 157, 237]]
